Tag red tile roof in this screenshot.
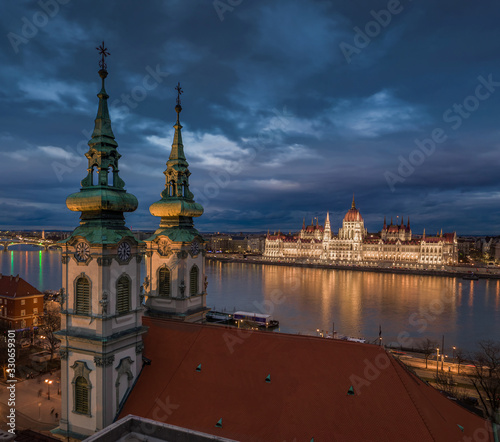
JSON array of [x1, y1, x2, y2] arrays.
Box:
[[304, 225, 324, 232], [423, 234, 454, 244], [0, 274, 42, 298], [120, 318, 492, 442]]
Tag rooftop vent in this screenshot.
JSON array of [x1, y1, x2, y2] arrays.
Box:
[[215, 418, 222, 428], [347, 386, 355, 395]]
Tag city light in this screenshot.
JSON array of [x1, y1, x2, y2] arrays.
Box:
[[45, 379, 53, 400]]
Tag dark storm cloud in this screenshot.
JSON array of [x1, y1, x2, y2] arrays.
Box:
[[1, 0, 500, 234]]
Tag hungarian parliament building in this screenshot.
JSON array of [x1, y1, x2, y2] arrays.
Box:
[[263, 198, 458, 268]]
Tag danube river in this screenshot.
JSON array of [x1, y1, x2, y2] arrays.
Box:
[[2, 246, 500, 352]]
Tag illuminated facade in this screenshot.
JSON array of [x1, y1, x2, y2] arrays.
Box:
[[264, 197, 458, 268]]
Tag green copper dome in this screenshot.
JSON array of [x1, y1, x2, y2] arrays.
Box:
[[64, 62, 138, 244], [149, 93, 203, 230]]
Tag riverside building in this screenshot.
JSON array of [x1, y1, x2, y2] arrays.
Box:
[[264, 196, 458, 268]]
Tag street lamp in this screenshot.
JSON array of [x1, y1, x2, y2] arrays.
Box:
[[45, 379, 53, 400]]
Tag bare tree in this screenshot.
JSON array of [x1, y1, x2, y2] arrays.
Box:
[[419, 338, 438, 369], [434, 371, 458, 398], [40, 301, 61, 361], [468, 340, 500, 424]]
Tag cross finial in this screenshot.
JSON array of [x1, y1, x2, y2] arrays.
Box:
[[96, 41, 110, 71], [175, 82, 183, 106]]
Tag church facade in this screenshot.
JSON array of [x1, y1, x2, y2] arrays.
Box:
[[264, 197, 458, 268], [55, 48, 207, 439]]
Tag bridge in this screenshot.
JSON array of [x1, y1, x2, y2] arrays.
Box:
[[0, 238, 62, 252]]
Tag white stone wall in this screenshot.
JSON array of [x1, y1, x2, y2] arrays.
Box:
[[59, 238, 145, 438]]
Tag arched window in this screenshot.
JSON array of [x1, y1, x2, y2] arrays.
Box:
[[75, 376, 89, 414], [75, 277, 90, 315], [91, 165, 98, 186], [158, 267, 171, 297], [190, 265, 199, 296], [116, 276, 130, 314]]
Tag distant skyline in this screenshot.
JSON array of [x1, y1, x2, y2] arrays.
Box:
[[2, 1, 500, 234]]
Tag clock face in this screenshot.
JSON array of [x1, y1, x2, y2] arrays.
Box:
[[75, 241, 90, 262], [158, 240, 170, 256], [117, 242, 131, 261], [190, 241, 200, 256]]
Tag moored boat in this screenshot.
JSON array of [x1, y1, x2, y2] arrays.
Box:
[[233, 311, 279, 328], [206, 310, 233, 323]]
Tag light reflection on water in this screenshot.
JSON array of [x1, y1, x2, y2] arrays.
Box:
[[1, 248, 498, 351], [206, 260, 500, 351], [0, 246, 62, 292]]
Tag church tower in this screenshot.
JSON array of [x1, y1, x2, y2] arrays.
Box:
[[143, 83, 208, 322], [56, 44, 146, 439]]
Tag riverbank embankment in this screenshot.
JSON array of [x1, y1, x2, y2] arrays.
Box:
[[207, 255, 500, 280]]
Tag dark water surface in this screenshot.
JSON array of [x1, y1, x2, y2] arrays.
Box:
[[2, 246, 499, 351], [206, 260, 500, 352]]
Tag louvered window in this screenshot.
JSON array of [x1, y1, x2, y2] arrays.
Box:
[[116, 276, 130, 314], [158, 267, 171, 297], [75, 277, 90, 315], [190, 266, 198, 296], [75, 376, 89, 414]]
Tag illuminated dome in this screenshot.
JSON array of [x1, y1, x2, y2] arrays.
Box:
[[343, 195, 363, 222]]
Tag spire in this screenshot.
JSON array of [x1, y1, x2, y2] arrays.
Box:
[[423, 228, 425, 239], [311, 218, 314, 226], [302, 218, 305, 229], [325, 212, 331, 233], [351, 193, 356, 209], [316, 217, 319, 227], [90, 41, 116, 145], [383, 216, 387, 229], [440, 229, 443, 237], [149, 83, 203, 229], [169, 82, 186, 162], [390, 217, 393, 226], [64, 42, 138, 242]]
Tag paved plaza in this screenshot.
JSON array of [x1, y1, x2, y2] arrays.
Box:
[[0, 370, 61, 435]]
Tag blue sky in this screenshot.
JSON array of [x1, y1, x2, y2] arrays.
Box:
[[1, 0, 500, 234]]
